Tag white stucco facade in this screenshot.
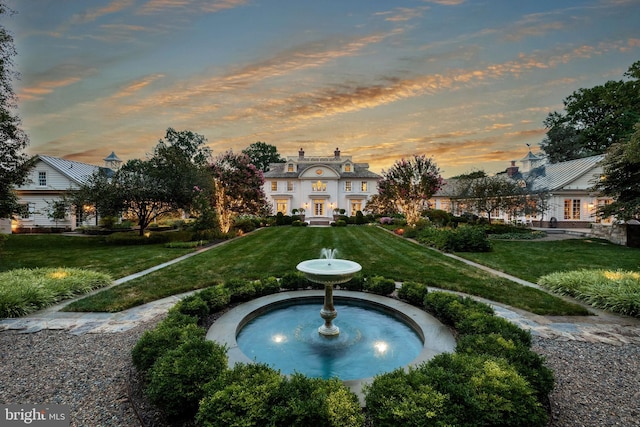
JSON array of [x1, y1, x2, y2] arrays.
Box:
[[263, 148, 381, 224]]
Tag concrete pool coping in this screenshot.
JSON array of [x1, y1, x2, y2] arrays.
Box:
[[206, 290, 456, 403]]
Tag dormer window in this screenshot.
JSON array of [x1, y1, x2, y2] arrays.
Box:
[[287, 163, 294, 172], [344, 163, 352, 172]]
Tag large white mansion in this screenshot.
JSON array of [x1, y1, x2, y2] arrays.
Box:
[[262, 148, 381, 224]]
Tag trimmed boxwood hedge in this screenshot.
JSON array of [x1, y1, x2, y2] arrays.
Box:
[[132, 277, 553, 425]]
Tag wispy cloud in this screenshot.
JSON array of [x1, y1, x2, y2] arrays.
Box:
[[110, 74, 166, 99], [376, 7, 427, 22], [19, 65, 99, 101], [423, 0, 466, 5], [137, 0, 249, 15], [69, 0, 134, 24]]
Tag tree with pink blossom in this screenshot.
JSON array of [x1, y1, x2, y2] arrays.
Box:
[[377, 155, 443, 226], [209, 150, 270, 233]]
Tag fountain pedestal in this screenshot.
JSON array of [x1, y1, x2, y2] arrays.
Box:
[[296, 253, 362, 337], [319, 285, 339, 336]]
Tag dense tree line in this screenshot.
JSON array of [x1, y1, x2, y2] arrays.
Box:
[[72, 132, 273, 235], [0, 3, 32, 219], [541, 61, 640, 163]]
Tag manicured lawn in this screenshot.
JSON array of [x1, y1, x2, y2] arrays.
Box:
[[65, 226, 589, 315], [0, 234, 194, 278], [457, 238, 640, 283]]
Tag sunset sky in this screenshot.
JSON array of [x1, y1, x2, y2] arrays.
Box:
[[5, 0, 640, 177]]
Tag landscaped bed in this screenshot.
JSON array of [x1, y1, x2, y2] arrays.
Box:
[[131, 276, 553, 426], [0, 267, 112, 317]]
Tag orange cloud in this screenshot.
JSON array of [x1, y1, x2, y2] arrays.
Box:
[[110, 74, 166, 99], [19, 77, 83, 101]]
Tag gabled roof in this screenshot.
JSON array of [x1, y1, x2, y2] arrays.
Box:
[[37, 155, 113, 185], [527, 154, 605, 192]]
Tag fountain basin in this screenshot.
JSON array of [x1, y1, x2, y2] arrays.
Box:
[[206, 290, 456, 400], [296, 259, 362, 285]]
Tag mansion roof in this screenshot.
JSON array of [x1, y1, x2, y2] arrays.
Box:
[[263, 148, 381, 180]]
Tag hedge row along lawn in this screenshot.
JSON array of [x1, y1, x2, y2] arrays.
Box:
[[64, 226, 589, 315]]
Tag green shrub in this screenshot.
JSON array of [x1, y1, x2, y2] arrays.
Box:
[[425, 209, 452, 227], [197, 363, 283, 427], [484, 224, 533, 235], [198, 285, 231, 312], [331, 219, 347, 227], [456, 333, 555, 400], [256, 276, 281, 296], [233, 217, 258, 233], [354, 210, 366, 225], [170, 293, 210, 321], [365, 367, 451, 426], [423, 292, 494, 327], [164, 240, 202, 248], [131, 321, 203, 374], [104, 231, 170, 245], [279, 272, 309, 290], [418, 353, 548, 426], [397, 281, 428, 306], [340, 274, 364, 291], [99, 216, 118, 229], [489, 231, 547, 240], [417, 225, 492, 252], [270, 373, 364, 427], [223, 278, 257, 303], [364, 275, 396, 296], [191, 228, 226, 241], [164, 230, 194, 243], [457, 311, 532, 347], [146, 338, 228, 418], [275, 212, 293, 226], [292, 220, 308, 227]]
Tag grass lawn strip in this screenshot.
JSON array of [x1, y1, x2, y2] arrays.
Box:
[[0, 234, 194, 278], [65, 227, 588, 315], [457, 238, 640, 283]]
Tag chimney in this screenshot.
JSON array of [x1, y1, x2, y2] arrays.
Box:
[[298, 148, 305, 159], [506, 160, 519, 177], [334, 147, 341, 158]]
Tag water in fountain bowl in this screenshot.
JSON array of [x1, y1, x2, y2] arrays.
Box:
[[236, 301, 423, 380], [296, 259, 361, 285]]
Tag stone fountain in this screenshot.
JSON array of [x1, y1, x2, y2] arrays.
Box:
[[296, 248, 362, 336]]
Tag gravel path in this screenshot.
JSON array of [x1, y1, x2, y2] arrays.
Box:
[[1, 320, 639, 427], [533, 337, 640, 427], [0, 321, 157, 427]]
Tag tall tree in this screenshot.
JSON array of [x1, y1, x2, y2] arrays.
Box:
[[242, 141, 284, 172], [541, 61, 640, 163], [377, 155, 442, 226], [593, 122, 640, 221], [151, 128, 212, 211], [113, 159, 179, 236], [209, 150, 269, 233], [0, 3, 32, 218]]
